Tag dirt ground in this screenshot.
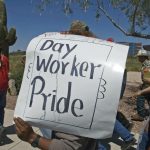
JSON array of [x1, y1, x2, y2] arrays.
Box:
[[118, 83, 144, 133], [5, 72, 145, 134]]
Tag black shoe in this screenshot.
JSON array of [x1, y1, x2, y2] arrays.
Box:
[[0, 125, 5, 137], [121, 138, 136, 150]]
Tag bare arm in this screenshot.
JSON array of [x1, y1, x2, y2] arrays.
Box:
[[131, 86, 150, 98], [14, 117, 52, 150], [143, 78, 150, 85], [139, 86, 150, 96]]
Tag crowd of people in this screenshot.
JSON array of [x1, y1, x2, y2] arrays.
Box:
[[0, 20, 150, 150]]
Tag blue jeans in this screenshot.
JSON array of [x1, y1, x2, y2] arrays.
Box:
[[136, 95, 150, 117], [137, 118, 150, 150], [97, 143, 107, 150], [40, 128, 52, 139], [0, 91, 7, 125], [137, 132, 149, 150], [97, 120, 133, 150], [114, 120, 133, 142]]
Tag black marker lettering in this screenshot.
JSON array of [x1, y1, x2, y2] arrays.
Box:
[[62, 44, 77, 59], [79, 62, 88, 77], [40, 40, 53, 51], [56, 82, 72, 113], [71, 99, 83, 117]]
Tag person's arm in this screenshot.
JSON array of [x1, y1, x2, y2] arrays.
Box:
[[14, 117, 52, 150], [138, 86, 150, 96], [141, 67, 150, 85], [143, 78, 150, 85], [131, 86, 150, 98]]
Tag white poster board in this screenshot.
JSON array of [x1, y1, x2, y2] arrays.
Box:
[[14, 32, 129, 139]]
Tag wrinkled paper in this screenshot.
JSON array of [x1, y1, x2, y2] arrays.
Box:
[[14, 32, 129, 139]]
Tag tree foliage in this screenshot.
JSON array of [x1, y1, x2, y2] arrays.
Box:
[[110, 0, 150, 36], [32, 0, 150, 39]]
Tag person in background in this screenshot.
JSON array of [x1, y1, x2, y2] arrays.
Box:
[[0, 48, 9, 137], [137, 117, 150, 150], [106, 38, 136, 149], [131, 49, 150, 121]]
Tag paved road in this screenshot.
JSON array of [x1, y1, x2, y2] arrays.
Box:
[[1, 109, 40, 150], [127, 72, 142, 84]]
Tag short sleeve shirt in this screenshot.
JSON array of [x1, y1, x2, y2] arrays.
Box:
[[141, 59, 150, 88], [48, 132, 97, 150]]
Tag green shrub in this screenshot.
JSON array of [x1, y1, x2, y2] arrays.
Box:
[[9, 52, 25, 94], [126, 56, 141, 71]]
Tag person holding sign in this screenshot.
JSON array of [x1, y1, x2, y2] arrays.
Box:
[[131, 49, 150, 121], [14, 117, 97, 150], [14, 20, 131, 150], [14, 20, 99, 150]]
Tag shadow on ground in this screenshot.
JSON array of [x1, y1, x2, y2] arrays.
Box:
[[0, 124, 16, 146], [100, 134, 137, 150]]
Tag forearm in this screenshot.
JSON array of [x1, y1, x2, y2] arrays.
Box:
[[38, 136, 52, 150], [28, 133, 52, 150], [140, 87, 150, 95], [30, 134, 73, 150], [14, 117, 53, 150], [143, 78, 150, 85]]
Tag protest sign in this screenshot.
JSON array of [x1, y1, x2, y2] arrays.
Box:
[[14, 32, 129, 139]]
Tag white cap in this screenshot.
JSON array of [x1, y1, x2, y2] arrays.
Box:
[[136, 49, 150, 57]]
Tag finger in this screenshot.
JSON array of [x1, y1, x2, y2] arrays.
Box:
[[14, 117, 26, 130], [15, 126, 24, 140], [14, 117, 28, 131], [15, 125, 21, 135], [14, 122, 23, 137], [16, 117, 29, 127]]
